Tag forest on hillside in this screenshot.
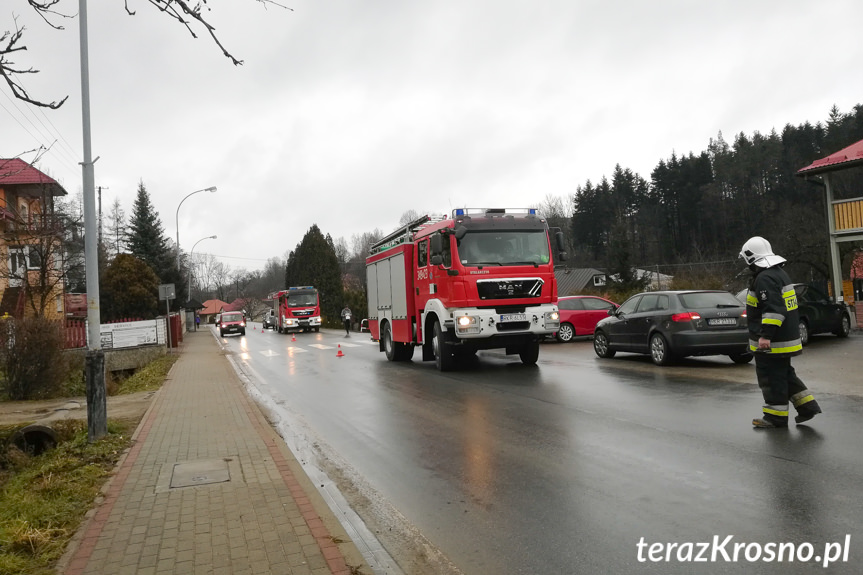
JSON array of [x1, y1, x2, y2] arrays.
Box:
[[546, 104, 863, 291]]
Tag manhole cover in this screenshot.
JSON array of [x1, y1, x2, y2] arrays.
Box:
[[170, 459, 231, 488]]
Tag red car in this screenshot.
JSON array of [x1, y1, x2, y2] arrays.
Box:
[[555, 295, 619, 342], [218, 311, 246, 337]]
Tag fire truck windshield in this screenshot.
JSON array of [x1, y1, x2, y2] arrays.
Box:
[[287, 293, 317, 307], [456, 230, 550, 267]]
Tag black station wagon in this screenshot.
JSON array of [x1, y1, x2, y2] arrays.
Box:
[[593, 290, 751, 366]]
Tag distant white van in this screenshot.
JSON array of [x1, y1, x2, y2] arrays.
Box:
[[263, 309, 276, 330]]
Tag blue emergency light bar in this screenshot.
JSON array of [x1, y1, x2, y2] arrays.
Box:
[[452, 208, 539, 218], [288, 286, 314, 290]]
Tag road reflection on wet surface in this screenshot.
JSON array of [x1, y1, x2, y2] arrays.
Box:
[[227, 328, 863, 575]]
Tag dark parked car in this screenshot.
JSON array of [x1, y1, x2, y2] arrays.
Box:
[[555, 295, 619, 342], [262, 309, 276, 330], [218, 311, 246, 337], [593, 290, 751, 365], [735, 284, 851, 345]]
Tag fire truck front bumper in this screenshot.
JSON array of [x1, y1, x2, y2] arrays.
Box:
[[449, 305, 559, 339], [283, 316, 321, 328]]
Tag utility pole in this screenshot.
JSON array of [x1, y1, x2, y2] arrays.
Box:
[[78, 0, 106, 441]]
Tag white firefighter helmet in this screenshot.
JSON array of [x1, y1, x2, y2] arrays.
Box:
[[739, 236, 786, 268]]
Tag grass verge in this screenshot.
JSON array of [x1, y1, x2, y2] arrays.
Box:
[[0, 420, 134, 575], [0, 353, 177, 575], [114, 354, 179, 395]]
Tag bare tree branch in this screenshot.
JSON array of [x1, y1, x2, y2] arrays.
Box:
[[138, 0, 293, 66], [0, 17, 68, 108], [27, 0, 70, 29], [4, 0, 292, 108]]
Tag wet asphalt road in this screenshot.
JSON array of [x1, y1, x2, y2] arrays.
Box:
[[222, 326, 863, 575]]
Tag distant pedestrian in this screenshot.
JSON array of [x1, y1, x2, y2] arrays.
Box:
[[195, 313, 200, 331], [341, 305, 352, 336], [739, 236, 822, 429]]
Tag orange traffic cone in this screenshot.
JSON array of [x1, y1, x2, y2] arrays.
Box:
[[291, 333, 296, 342], [336, 345, 344, 357]]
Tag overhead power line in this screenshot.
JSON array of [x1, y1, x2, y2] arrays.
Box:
[[0, 82, 81, 177], [198, 252, 271, 263]]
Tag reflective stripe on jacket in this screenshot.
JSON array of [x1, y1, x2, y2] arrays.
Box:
[[745, 266, 802, 356]]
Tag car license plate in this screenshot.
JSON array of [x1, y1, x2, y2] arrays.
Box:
[[708, 318, 736, 326], [500, 313, 527, 322]]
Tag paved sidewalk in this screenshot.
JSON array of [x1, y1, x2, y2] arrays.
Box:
[[58, 330, 371, 575]]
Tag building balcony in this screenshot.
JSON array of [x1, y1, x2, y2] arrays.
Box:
[[833, 197, 863, 234]]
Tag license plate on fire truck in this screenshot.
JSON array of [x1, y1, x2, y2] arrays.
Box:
[[500, 313, 527, 322]]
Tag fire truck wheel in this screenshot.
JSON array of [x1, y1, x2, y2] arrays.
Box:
[[383, 323, 397, 361], [384, 323, 416, 361], [519, 340, 540, 365], [433, 321, 455, 372], [314, 327, 320, 332]]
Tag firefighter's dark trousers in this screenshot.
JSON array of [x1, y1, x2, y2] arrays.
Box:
[[755, 353, 820, 425]]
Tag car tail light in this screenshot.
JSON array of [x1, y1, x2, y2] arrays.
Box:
[[671, 312, 701, 322], [741, 311, 747, 318]]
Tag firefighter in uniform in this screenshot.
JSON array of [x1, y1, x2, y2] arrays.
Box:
[[740, 236, 822, 429]]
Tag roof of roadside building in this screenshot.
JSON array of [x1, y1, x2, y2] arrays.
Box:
[[0, 158, 68, 195], [555, 267, 607, 296], [201, 299, 230, 315], [797, 138, 863, 176]]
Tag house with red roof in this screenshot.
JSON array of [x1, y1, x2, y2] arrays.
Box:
[[200, 299, 231, 324], [0, 158, 69, 318]]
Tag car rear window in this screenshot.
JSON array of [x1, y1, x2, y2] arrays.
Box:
[[559, 298, 583, 311], [222, 312, 243, 321], [679, 292, 741, 309], [582, 297, 614, 311]]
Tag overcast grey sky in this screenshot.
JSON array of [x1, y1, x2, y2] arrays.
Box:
[[4, 0, 863, 272]]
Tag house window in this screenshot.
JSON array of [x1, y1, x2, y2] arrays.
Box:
[[27, 246, 42, 269], [56, 294, 63, 313], [8, 247, 26, 287], [593, 274, 606, 287]]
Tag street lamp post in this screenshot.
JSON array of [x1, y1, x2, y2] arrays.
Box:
[[176, 186, 217, 272], [189, 235, 217, 301]]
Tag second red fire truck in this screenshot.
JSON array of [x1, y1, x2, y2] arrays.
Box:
[[271, 286, 322, 333], [366, 208, 565, 371]]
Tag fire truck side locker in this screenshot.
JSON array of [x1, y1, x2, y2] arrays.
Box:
[[367, 245, 414, 345]]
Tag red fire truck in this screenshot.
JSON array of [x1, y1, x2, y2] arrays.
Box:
[[366, 208, 565, 371], [272, 286, 322, 333]]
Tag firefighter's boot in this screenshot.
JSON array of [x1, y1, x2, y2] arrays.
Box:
[[752, 417, 788, 429], [753, 403, 788, 429], [791, 391, 821, 424]]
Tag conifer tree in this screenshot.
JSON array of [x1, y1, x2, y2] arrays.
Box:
[[284, 225, 344, 325], [127, 180, 171, 274], [126, 180, 186, 309], [105, 197, 128, 257]]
